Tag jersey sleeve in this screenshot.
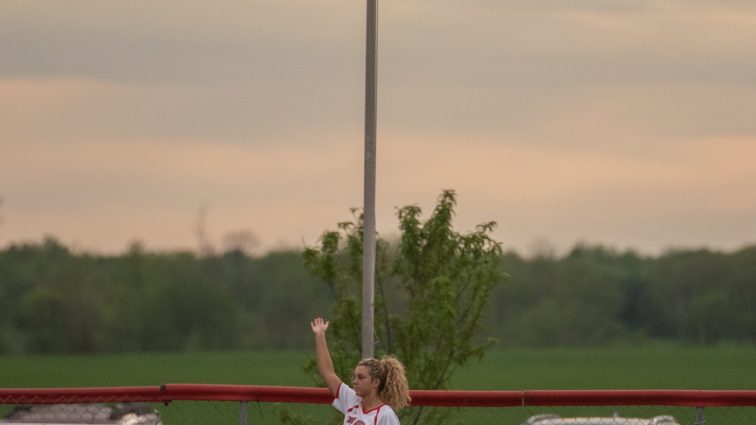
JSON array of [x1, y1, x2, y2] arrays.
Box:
[[376, 406, 400, 425], [331, 383, 359, 414]]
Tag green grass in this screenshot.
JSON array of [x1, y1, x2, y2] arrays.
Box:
[[0, 351, 312, 388], [451, 344, 756, 390], [1, 346, 754, 425], [1, 345, 755, 390]]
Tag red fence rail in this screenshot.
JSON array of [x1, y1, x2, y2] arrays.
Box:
[[2, 385, 755, 407]]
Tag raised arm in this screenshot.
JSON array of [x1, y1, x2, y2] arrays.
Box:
[[310, 317, 342, 397]]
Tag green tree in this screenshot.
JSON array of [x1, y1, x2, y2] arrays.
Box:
[[303, 190, 505, 424]]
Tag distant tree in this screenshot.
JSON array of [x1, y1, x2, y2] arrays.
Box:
[[221, 230, 260, 257], [194, 204, 215, 257], [3, 224, 754, 356], [11, 238, 104, 353], [303, 190, 505, 424], [727, 246, 756, 343], [646, 248, 756, 345]]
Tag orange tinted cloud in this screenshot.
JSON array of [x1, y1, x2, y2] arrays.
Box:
[[2, 1, 755, 255]]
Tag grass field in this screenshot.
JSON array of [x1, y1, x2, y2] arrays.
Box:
[[2, 344, 755, 390]]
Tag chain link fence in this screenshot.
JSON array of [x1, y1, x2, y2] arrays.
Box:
[[1, 386, 754, 425]]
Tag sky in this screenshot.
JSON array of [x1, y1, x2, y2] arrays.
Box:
[[1, 0, 755, 256]]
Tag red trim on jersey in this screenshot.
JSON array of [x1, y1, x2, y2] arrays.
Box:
[[361, 402, 385, 415], [334, 382, 343, 404], [373, 405, 384, 425]]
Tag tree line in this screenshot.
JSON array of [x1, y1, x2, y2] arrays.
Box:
[[0, 237, 754, 354]]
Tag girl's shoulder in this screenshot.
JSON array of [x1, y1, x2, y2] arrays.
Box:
[[376, 404, 400, 425]]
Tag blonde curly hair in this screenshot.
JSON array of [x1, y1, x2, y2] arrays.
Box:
[[358, 356, 411, 410]]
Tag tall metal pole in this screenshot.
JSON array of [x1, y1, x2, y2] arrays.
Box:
[[362, 0, 377, 359]]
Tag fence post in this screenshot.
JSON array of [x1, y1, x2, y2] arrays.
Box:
[[240, 401, 248, 425], [694, 406, 705, 425]]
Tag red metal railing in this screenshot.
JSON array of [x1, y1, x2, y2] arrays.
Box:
[[2, 385, 755, 407]]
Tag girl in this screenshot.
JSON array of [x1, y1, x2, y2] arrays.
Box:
[[311, 317, 411, 425]]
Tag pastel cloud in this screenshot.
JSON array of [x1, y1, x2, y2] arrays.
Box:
[[2, 0, 755, 255]]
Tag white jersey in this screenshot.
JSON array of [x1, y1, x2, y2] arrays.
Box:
[[332, 383, 400, 425]]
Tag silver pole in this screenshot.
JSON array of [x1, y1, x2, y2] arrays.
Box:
[[694, 407, 705, 425], [362, 0, 377, 359], [239, 401, 248, 425]]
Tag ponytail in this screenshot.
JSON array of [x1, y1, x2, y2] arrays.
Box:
[[358, 356, 411, 410]]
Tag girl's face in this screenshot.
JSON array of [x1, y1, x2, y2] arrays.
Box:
[[351, 365, 379, 398]]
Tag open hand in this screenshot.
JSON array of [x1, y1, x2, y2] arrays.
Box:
[[310, 317, 329, 335]]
